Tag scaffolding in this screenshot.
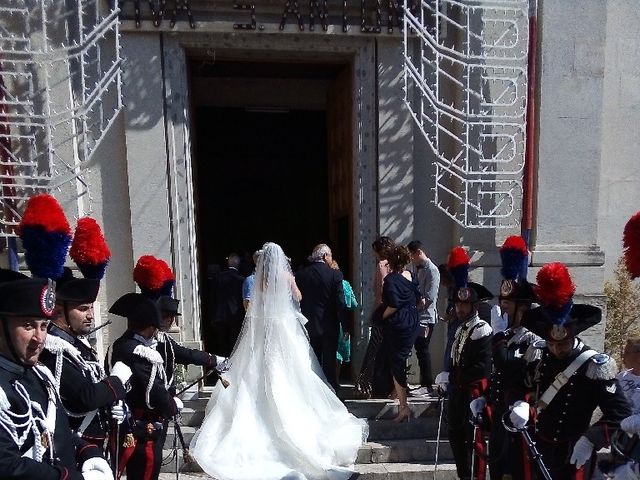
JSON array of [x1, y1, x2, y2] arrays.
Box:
[[403, 0, 530, 228], [0, 0, 122, 236]]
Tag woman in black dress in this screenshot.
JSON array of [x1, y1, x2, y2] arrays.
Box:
[[381, 245, 421, 422]]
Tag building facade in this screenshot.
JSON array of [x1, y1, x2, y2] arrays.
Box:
[[2, 0, 640, 380]]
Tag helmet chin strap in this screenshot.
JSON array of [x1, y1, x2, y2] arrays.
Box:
[[62, 301, 79, 337]]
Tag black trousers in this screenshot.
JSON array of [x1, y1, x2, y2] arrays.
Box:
[[309, 333, 340, 389], [488, 410, 528, 480], [124, 422, 168, 480], [414, 324, 434, 387]]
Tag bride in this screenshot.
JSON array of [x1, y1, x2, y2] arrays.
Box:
[[191, 242, 368, 480]]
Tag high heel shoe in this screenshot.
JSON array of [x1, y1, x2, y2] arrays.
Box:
[[392, 406, 412, 423]]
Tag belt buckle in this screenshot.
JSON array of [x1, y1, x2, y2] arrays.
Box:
[[146, 422, 155, 435], [555, 371, 569, 385]]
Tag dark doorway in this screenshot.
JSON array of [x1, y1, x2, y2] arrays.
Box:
[[194, 106, 329, 269], [194, 105, 329, 356]]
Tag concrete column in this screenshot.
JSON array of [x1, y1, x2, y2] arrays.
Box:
[[121, 33, 172, 262], [376, 37, 415, 245]]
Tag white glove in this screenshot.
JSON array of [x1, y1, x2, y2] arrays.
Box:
[[509, 400, 530, 430], [216, 356, 230, 372], [82, 472, 109, 480], [110, 361, 132, 386], [491, 304, 508, 333], [173, 396, 184, 412], [621, 414, 640, 435], [111, 400, 126, 424], [611, 462, 640, 480], [434, 371, 449, 388], [82, 456, 114, 480], [469, 397, 487, 417], [569, 435, 594, 469]]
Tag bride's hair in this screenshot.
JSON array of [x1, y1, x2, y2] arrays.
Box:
[[249, 242, 296, 312]]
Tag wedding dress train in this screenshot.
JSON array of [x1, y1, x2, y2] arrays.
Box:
[[190, 243, 368, 480]]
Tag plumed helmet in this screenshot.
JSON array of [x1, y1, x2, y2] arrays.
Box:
[[522, 262, 601, 341], [56, 217, 111, 304], [447, 246, 494, 304], [498, 236, 537, 302]]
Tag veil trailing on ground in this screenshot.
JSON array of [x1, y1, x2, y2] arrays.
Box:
[[191, 242, 368, 480]]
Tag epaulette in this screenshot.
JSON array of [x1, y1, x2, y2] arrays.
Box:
[[43, 335, 104, 385], [523, 341, 545, 363], [44, 333, 81, 357], [133, 345, 164, 365], [586, 353, 617, 381], [470, 321, 492, 340]]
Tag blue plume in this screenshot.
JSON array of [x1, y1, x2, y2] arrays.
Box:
[[449, 264, 469, 289], [500, 248, 528, 281], [21, 226, 71, 280]]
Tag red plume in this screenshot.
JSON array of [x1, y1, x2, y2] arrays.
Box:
[[19, 194, 71, 234], [623, 212, 640, 279], [70, 218, 111, 266], [500, 235, 528, 255], [133, 255, 166, 292], [447, 246, 470, 269], [534, 263, 575, 308], [156, 258, 175, 283]]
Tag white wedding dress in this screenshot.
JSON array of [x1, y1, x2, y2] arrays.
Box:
[[191, 242, 368, 480]]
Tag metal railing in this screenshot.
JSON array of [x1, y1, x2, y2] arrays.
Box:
[[403, 0, 530, 228], [0, 0, 122, 235]]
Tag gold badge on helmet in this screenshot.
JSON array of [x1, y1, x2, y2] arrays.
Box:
[[500, 279, 515, 297], [550, 324, 568, 341], [457, 287, 471, 301]]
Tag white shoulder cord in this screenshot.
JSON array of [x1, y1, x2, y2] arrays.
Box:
[[0, 382, 53, 462], [133, 345, 167, 409]]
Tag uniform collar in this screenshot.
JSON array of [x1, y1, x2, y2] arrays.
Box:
[[48, 322, 77, 345], [0, 353, 30, 375], [132, 332, 157, 349]]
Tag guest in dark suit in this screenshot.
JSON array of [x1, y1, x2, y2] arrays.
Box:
[[295, 244, 348, 389], [212, 253, 245, 356]]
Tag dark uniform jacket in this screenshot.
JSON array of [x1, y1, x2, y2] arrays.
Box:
[[109, 330, 178, 421], [156, 331, 215, 395], [450, 314, 493, 391], [0, 354, 103, 480], [521, 339, 632, 477], [39, 323, 127, 444], [490, 326, 540, 412], [526, 339, 631, 447]]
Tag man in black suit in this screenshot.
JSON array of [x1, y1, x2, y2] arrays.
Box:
[[296, 244, 348, 389], [212, 253, 245, 356]]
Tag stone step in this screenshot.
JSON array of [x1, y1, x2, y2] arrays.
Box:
[[356, 439, 453, 464], [344, 398, 441, 420], [164, 424, 450, 460], [163, 427, 452, 464], [159, 452, 459, 478], [367, 417, 446, 441], [168, 415, 446, 444], [180, 407, 206, 427], [354, 462, 458, 479]]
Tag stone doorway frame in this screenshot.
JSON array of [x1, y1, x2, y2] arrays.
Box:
[[161, 31, 379, 374]]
